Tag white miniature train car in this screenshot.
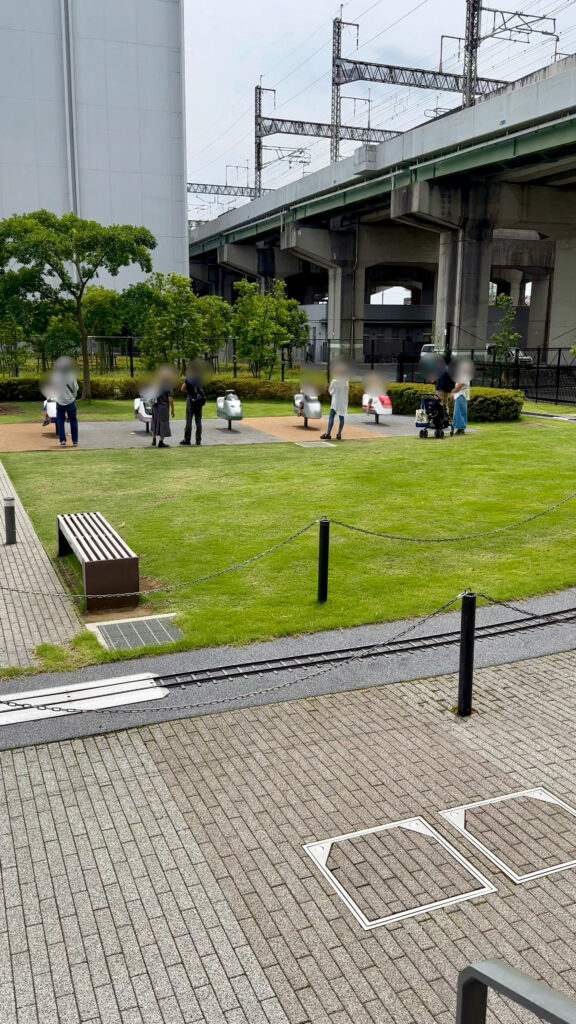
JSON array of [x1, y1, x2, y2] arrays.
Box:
[[134, 396, 153, 433], [217, 390, 243, 430], [362, 392, 392, 424], [293, 392, 322, 428]]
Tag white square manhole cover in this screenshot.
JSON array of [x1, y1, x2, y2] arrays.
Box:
[[304, 817, 494, 929], [439, 788, 576, 883]]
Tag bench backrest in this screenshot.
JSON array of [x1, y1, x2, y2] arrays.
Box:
[[58, 512, 137, 563]]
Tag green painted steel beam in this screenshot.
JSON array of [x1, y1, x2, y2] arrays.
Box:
[[188, 115, 576, 256]]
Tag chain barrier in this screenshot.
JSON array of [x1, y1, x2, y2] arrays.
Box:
[[0, 593, 466, 719], [330, 489, 576, 543], [474, 591, 576, 625], [0, 521, 319, 602], [2, 589, 576, 720], [2, 486, 576, 604]]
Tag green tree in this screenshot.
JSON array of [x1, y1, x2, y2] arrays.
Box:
[[232, 279, 297, 378], [491, 292, 522, 358], [142, 273, 202, 369], [196, 294, 232, 359], [119, 278, 165, 337], [82, 285, 124, 338], [280, 296, 309, 367], [0, 210, 156, 397], [44, 315, 81, 362], [0, 318, 28, 377]]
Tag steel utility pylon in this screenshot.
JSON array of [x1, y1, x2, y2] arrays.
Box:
[[254, 83, 401, 193], [463, 0, 481, 106]]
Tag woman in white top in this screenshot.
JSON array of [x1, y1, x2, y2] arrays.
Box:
[[321, 362, 349, 440], [451, 360, 472, 435]]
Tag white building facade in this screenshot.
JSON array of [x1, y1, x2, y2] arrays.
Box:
[[0, 0, 188, 281]]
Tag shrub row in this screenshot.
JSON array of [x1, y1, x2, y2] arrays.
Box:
[[387, 382, 524, 422], [0, 375, 523, 421]]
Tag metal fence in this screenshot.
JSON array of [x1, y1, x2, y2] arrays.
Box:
[[398, 347, 576, 405]]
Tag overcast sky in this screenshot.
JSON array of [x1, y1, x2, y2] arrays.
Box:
[[183, 0, 573, 218]]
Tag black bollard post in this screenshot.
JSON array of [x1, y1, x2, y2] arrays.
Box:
[[457, 592, 476, 716], [317, 518, 330, 603], [4, 496, 16, 545]]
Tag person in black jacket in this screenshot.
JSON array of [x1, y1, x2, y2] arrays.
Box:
[[180, 362, 206, 446]]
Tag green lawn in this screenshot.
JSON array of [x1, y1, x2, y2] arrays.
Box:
[[2, 417, 576, 671]]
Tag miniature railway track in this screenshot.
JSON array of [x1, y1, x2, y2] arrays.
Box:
[[156, 605, 576, 692]]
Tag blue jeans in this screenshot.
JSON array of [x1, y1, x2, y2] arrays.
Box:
[[327, 409, 344, 435], [56, 402, 78, 445], [452, 396, 467, 430]]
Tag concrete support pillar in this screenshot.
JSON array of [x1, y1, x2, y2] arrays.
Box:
[[455, 220, 493, 351], [526, 276, 550, 351], [326, 265, 366, 361], [549, 239, 576, 350], [435, 231, 459, 345], [495, 269, 523, 305]]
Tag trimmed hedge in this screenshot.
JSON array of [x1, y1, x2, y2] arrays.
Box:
[[204, 376, 365, 405], [387, 382, 524, 422], [0, 374, 522, 421], [0, 378, 43, 401]]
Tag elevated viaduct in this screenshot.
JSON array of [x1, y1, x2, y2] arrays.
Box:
[[189, 58, 576, 360]]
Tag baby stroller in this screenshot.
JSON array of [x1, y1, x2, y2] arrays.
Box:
[[415, 394, 454, 439]]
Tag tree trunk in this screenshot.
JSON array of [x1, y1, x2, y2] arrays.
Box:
[[76, 302, 91, 400]]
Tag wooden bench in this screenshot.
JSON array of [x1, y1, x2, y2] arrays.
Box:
[[57, 512, 139, 611]]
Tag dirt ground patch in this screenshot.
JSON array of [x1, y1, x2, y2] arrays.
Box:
[[242, 414, 386, 442], [0, 422, 65, 452], [0, 405, 26, 416]]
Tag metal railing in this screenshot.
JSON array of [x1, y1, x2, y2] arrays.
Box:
[[456, 960, 576, 1023], [398, 346, 576, 404]]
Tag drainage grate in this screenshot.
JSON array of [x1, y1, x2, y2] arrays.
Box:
[[304, 817, 494, 929], [87, 614, 183, 651], [440, 788, 576, 883]]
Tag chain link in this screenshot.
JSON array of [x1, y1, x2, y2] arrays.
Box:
[[3, 487, 576, 605], [0, 593, 466, 718], [330, 489, 576, 543], [474, 591, 576, 624], [0, 521, 319, 602]]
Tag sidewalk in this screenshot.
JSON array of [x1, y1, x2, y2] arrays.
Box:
[[1, 650, 576, 1023], [0, 460, 79, 667]]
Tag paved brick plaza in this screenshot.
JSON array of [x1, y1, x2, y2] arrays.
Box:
[[0, 461, 79, 668], [2, 651, 576, 1023]]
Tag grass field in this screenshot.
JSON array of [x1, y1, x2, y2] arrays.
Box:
[[3, 416, 576, 670]]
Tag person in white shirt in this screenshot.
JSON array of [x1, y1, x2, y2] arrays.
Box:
[[321, 362, 349, 440], [52, 358, 79, 448], [451, 359, 473, 435]]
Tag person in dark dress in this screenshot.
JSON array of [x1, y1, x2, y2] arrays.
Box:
[[151, 377, 175, 448], [179, 362, 205, 446]]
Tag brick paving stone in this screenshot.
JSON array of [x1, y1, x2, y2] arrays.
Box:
[[3, 652, 576, 1020], [0, 459, 79, 667]]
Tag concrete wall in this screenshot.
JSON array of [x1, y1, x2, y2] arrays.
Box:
[[0, 0, 188, 283]]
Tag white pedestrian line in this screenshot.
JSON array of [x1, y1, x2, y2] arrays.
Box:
[[0, 673, 168, 725]]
